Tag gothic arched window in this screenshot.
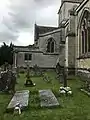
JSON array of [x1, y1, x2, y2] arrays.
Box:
[[47, 38, 55, 53], [81, 11, 90, 54]]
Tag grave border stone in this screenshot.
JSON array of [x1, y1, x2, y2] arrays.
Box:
[[39, 89, 59, 108], [6, 90, 29, 112]]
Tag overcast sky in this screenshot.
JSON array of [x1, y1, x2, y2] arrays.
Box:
[[0, 0, 61, 46]]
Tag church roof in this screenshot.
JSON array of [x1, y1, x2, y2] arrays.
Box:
[[35, 24, 58, 34], [13, 44, 38, 49], [13, 44, 34, 47]]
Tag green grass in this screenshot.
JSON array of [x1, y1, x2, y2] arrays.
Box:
[[0, 71, 90, 120]]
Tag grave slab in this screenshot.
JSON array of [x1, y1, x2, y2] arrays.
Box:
[[7, 90, 29, 111], [39, 89, 59, 107]]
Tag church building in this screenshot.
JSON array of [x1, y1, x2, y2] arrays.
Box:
[[13, 0, 90, 74]]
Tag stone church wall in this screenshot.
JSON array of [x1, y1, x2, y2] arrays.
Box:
[[76, 0, 90, 69], [38, 30, 60, 53], [16, 52, 59, 68], [58, 2, 80, 25]]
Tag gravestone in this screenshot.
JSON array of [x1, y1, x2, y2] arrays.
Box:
[[33, 64, 38, 75], [39, 89, 59, 107], [0, 71, 7, 91], [43, 73, 52, 83], [24, 65, 35, 87], [12, 67, 19, 84], [6, 65, 16, 93], [56, 64, 64, 83], [7, 90, 29, 112], [0, 64, 16, 93], [33, 64, 43, 76]]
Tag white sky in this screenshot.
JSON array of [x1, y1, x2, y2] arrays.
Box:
[[0, 0, 61, 46]]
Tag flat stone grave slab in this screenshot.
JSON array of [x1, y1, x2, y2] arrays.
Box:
[[39, 89, 59, 107], [7, 90, 29, 111]]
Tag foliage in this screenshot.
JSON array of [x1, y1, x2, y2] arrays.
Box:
[[0, 42, 14, 66]]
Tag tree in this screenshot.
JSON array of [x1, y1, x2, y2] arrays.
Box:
[[0, 42, 14, 66]]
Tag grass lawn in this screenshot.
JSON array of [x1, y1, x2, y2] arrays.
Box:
[[0, 71, 90, 120]]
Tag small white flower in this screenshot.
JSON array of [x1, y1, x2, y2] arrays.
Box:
[[60, 86, 64, 89], [64, 87, 71, 91], [66, 87, 71, 91], [60, 90, 66, 94], [68, 91, 72, 94]]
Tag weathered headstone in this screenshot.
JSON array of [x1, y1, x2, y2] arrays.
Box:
[[56, 64, 64, 83], [12, 67, 19, 84], [0, 64, 16, 93], [39, 89, 59, 107], [24, 65, 35, 87], [0, 71, 7, 91], [33, 64, 43, 76], [7, 90, 29, 112], [33, 64, 38, 75], [6, 65, 16, 93], [43, 73, 52, 83]]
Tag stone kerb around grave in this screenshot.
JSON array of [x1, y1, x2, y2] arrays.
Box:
[[6, 90, 29, 112], [77, 70, 90, 81], [39, 89, 59, 108]]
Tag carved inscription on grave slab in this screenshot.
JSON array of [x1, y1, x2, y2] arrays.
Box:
[[39, 89, 59, 107]]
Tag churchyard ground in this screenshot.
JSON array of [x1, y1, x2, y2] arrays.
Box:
[[0, 70, 90, 120]]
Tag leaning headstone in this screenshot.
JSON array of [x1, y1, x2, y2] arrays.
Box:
[[39, 89, 59, 107], [7, 90, 29, 112]]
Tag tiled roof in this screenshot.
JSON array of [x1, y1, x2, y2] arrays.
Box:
[[35, 24, 58, 34], [13, 44, 39, 49]]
